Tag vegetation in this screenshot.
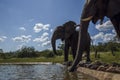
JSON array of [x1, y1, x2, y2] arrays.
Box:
[[90, 52, 120, 64], [0, 41, 119, 63]]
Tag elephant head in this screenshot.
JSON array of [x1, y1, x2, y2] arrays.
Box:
[[69, 0, 120, 72], [51, 21, 76, 55], [80, 0, 120, 36], [51, 26, 64, 55]]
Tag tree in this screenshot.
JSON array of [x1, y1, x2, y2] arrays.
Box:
[[17, 46, 37, 58], [0, 49, 6, 59]]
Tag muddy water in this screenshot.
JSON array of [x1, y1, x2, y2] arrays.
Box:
[[0, 64, 97, 80]]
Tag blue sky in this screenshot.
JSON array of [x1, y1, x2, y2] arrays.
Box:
[[0, 0, 116, 52]]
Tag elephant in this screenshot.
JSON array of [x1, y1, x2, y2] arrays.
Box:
[[51, 21, 78, 63], [69, 0, 120, 72], [51, 21, 91, 65]]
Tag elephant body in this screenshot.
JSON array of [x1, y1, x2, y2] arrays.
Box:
[[51, 21, 91, 64], [69, 0, 120, 72], [51, 21, 77, 62]]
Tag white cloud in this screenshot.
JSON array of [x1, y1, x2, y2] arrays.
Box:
[[33, 37, 49, 43], [42, 41, 51, 47], [91, 32, 104, 40], [43, 24, 50, 30], [92, 32, 116, 43], [0, 36, 7, 42], [0, 38, 4, 42], [33, 23, 50, 33], [42, 32, 49, 38], [95, 20, 113, 31], [12, 35, 32, 43], [33, 32, 49, 43], [19, 27, 26, 31], [33, 32, 51, 47], [103, 33, 115, 42], [17, 43, 26, 50]]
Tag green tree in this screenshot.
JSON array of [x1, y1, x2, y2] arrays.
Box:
[[17, 46, 37, 58], [0, 49, 6, 59], [38, 49, 55, 58]]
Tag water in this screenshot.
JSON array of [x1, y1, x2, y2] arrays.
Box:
[[0, 63, 97, 80]]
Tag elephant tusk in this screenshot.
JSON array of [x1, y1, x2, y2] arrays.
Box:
[[81, 16, 93, 22], [74, 24, 80, 27], [87, 0, 90, 4], [75, 27, 80, 32]]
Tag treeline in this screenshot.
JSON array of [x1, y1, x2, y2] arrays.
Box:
[[0, 41, 120, 59], [91, 42, 120, 52], [0, 46, 62, 59]]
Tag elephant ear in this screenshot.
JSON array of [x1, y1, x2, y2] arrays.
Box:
[[63, 21, 76, 39], [107, 0, 120, 18]]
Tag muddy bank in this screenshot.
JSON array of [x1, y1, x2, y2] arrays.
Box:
[[77, 67, 120, 80], [76, 61, 120, 80]]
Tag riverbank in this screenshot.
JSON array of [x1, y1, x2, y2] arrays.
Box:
[[0, 52, 120, 64], [0, 56, 67, 63], [77, 67, 120, 80]]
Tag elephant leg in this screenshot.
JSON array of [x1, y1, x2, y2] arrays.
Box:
[[71, 48, 76, 60], [86, 49, 91, 63], [64, 42, 69, 62], [69, 50, 83, 72]]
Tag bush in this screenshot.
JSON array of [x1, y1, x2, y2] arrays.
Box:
[[38, 49, 55, 58], [17, 46, 37, 58]]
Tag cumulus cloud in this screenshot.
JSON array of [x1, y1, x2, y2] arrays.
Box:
[[12, 35, 32, 43], [19, 27, 26, 31], [91, 32, 104, 40], [95, 20, 113, 31], [33, 32, 49, 43], [0, 36, 7, 42], [17, 43, 26, 50], [33, 23, 50, 33], [42, 41, 51, 47], [103, 33, 115, 42], [33, 37, 49, 43], [42, 32, 49, 38], [92, 32, 116, 43], [33, 32, 51, 47], [2, 36, 7, 39]]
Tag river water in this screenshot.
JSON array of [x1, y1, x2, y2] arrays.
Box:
[[0, 63, 97, 80]]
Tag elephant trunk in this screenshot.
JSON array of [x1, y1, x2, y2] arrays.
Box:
[[69, 21, 90, 72], [51, 35, 57, 55]]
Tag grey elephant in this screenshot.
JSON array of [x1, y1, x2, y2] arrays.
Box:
[[69, 0, 120, 72], [51, 21, 91, 65]]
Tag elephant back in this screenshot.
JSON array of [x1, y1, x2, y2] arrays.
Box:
[[63, 21, 76, 39], [107, 0, 120, 18]]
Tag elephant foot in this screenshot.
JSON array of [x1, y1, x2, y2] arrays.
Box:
[[63, 61, 72, 66], [68, 66, 77, 72], [86, 60, 92, 64]]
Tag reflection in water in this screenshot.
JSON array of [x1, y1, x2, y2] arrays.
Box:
[[0, 64, 97, 80]]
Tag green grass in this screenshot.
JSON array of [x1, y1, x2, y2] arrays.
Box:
[[0, 56, 67, 63], [90, 52, 120, 63], [0, 52, 119, 64]]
